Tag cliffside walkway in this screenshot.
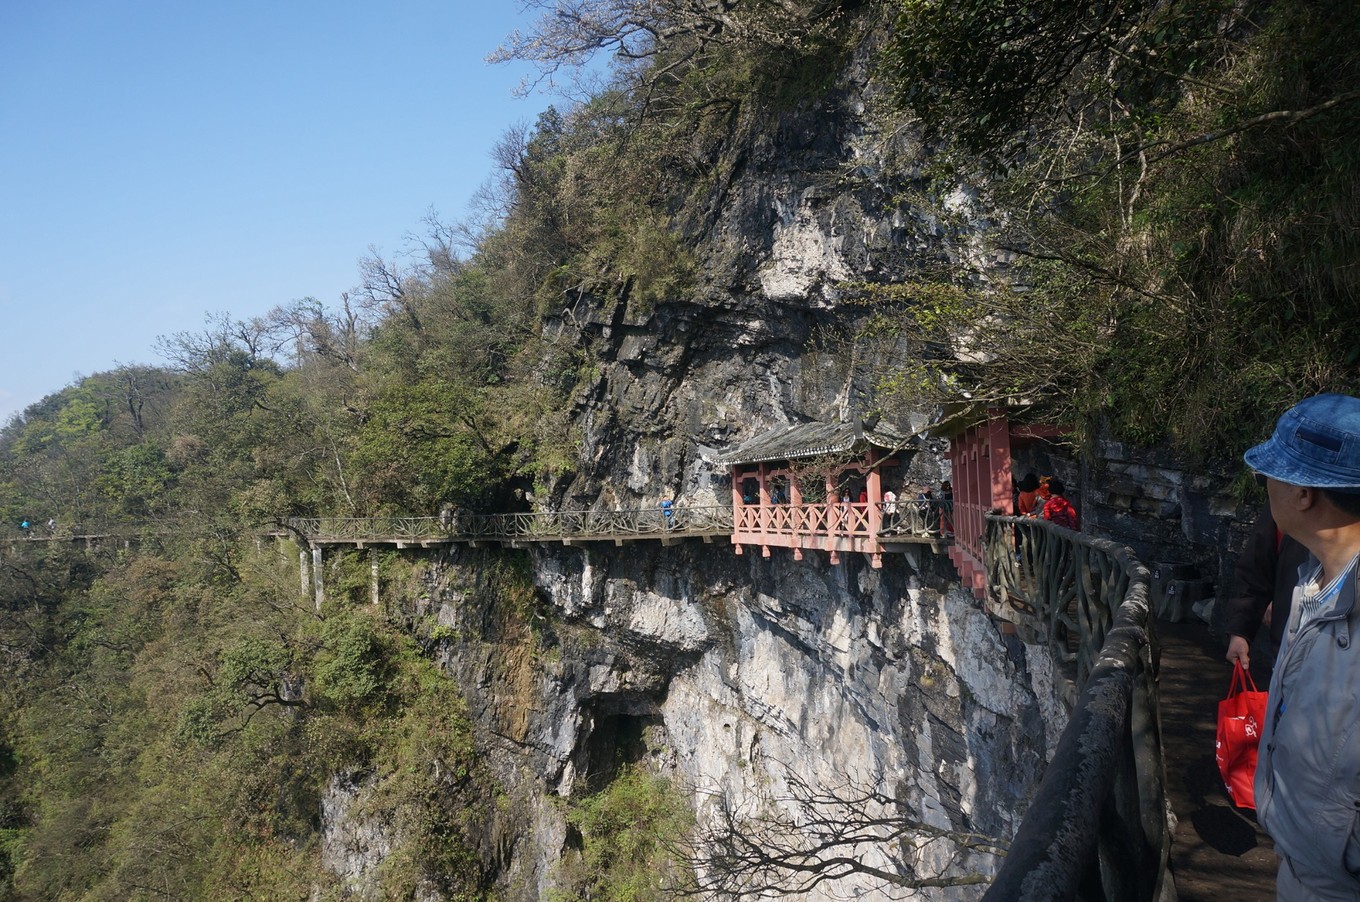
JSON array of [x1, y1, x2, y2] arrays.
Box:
[[283, 506, 734, 548], [282, 502, 948, 552]]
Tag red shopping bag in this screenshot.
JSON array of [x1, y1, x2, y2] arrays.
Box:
[[1215, 661, 1268, 809]]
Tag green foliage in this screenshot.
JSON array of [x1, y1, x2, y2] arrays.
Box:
[[871, 0, 1360, 460], [884, 0, 1240, 158], [97, 442, 174, 516], [554, 765, 694, 902], [0, 528, 504, 899], [350, 380, 493, 512], [312, 612, 390, 710]]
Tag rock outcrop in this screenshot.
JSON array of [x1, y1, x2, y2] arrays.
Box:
[[415, 542, 1063, 900]]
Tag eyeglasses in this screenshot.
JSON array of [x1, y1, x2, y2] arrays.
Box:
[[1253, 472, 1269, 488]]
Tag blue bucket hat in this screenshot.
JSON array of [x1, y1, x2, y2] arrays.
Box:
[[1244, 393, 1360, 489]]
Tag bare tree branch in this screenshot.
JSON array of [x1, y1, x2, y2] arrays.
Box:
[[679, 765, 1004, 899]]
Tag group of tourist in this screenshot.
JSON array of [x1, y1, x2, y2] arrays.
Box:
[[1014, 472, 1079, 530], [15, 517, 55, 537]]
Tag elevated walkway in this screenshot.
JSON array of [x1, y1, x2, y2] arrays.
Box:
[[283, 506, 733, 549]]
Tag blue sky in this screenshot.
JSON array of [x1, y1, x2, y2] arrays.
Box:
[[0, 1, 563, 424]]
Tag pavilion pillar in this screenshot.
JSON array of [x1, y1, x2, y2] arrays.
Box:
[[757, 463, 771, 532], [825, 470, 837, 534], [865, 448, 883, 537], [971, 423, 986, 549], [986, 408, 1014, 514], [731, 466, 745, 556], [781, 474, 803, 559]]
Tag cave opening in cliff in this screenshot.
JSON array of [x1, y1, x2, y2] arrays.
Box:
[[581, 709, 660, 792]]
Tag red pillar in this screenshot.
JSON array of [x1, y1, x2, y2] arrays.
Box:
[[758, 463, 771, 557], [730, 465, 745, 555], [986, 409, 1014, 515], [866, 448, 883, 537]]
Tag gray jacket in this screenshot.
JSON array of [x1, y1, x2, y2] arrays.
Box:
[[1255, 555, 1360, 894]]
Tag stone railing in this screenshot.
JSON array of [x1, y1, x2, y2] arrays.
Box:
[[981, 515, 1172, 902]]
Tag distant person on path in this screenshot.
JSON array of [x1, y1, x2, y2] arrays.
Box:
[[1224, 507, 1308, 675], [1041, 479, 1079, 530], [917, 487, 938, 534], [939, 480, 955, 534], [1244, 393, 1360, 900], [882, 487, 898, 531], [1016, 473, 1043, 517], [660, 498, 674, 529], [19, 518, 30, 536]]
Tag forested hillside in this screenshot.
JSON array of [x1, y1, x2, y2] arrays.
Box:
[[3, 1, 1358, 898]]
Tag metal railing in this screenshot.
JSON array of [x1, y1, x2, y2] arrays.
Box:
[[4, 520, 174, 541], [981, 515, 1171, 902], [286, 504, 734, 544]]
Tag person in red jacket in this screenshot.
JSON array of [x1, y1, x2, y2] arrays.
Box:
[[1041, 479, 1079, 530], [1016, 473, 1043, 517]]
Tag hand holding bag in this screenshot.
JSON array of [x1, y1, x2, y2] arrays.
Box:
[[1215, 661, 1269, 809]]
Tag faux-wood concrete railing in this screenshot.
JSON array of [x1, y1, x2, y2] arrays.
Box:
[[981, 515, 1170, 902]]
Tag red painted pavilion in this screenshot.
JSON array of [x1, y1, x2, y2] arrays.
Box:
[[714, 419, 922, 569]]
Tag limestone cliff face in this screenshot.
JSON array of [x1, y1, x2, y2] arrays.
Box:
[[411, 542, 1062, 900], [542, 29, 1002, 515], [435, 19, 1055, 901], [323, 19, 1060, 901]]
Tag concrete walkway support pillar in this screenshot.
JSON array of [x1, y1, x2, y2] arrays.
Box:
[[369, 549, 380, 607], [299, 548, 311, 598], [312, 544, 325, 613]]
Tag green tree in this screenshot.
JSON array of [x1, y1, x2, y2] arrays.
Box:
[[869, 0, 1360, 456]]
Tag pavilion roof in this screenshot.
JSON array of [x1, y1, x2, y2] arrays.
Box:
[[710, 419, 917, 467]]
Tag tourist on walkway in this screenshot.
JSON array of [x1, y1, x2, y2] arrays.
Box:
[[1245, 392, 1360, 901], [1224, 507, 1307, 675], [939, 480, 955, 534], [1016, 473, 1043, 517], [1041, 480, 1079, 530], [917, 487, 938, 534]]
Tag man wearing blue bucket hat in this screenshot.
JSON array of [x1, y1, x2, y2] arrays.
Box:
[[1244, 393, 1360, 900]]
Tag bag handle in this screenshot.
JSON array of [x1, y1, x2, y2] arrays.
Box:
[[1228, 660, 1259, 697]]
